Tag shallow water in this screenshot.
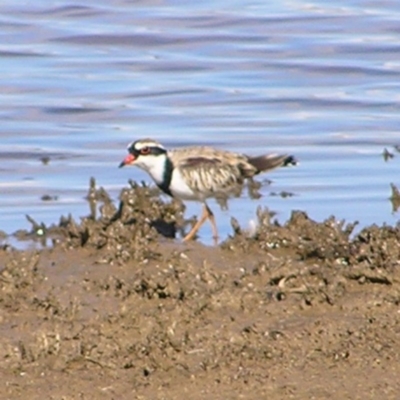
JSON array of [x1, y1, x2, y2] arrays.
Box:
[[1, 0, 400, 244]]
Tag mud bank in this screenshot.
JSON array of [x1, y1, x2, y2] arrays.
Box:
[[1, 182, 400, 399]]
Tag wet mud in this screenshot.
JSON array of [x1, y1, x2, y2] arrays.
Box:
[[1, 181, 400, 399]]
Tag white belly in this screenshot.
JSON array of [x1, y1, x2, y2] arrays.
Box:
[[169, 169, 202, 201]]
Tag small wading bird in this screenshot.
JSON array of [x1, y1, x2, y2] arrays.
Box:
[[119, 139, 297, 242]]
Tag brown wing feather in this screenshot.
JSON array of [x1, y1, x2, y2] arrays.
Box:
[[177, 155, 250, 197], [180, 156, 221, 167], [170, 147, 282, 198]]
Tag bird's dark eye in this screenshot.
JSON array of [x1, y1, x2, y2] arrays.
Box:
[[140, 146, 150, 155]]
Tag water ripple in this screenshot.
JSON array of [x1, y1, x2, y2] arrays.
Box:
[[0, 0, 399, 240]]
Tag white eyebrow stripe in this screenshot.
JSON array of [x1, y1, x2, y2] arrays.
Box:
[[135, 141, 165, 150]]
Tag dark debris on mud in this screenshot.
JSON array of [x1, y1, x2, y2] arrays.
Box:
[[226, 207, 400, 272], [1, 182, 400, 399], [16, 179, 186, 264]]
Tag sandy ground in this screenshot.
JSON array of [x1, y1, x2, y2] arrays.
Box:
[[1, 182, 400, 399]]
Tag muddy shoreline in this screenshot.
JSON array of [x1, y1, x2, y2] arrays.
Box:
[[1, 183, 400, 399]]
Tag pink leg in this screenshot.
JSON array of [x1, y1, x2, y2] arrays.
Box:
[[205, 205, 219, 244], [183, 204, 219, 243]]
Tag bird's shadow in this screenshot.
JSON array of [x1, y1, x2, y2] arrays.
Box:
[[150, 219, 177, 238]]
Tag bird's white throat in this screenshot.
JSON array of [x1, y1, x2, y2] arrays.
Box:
[[135, 152, 169, 185]]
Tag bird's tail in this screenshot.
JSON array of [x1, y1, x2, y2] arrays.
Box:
[[248, 153, 297, 173]]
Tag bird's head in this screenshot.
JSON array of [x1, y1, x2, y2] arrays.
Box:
[[119, 138, 167, 174]]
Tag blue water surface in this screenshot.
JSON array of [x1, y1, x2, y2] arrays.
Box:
[[1, 0, 400, 244]]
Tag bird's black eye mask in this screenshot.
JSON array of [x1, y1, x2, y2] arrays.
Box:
[[128, 144, 167, 157]]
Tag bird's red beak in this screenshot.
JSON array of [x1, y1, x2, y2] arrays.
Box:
[[119, 153, 135, 168]]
